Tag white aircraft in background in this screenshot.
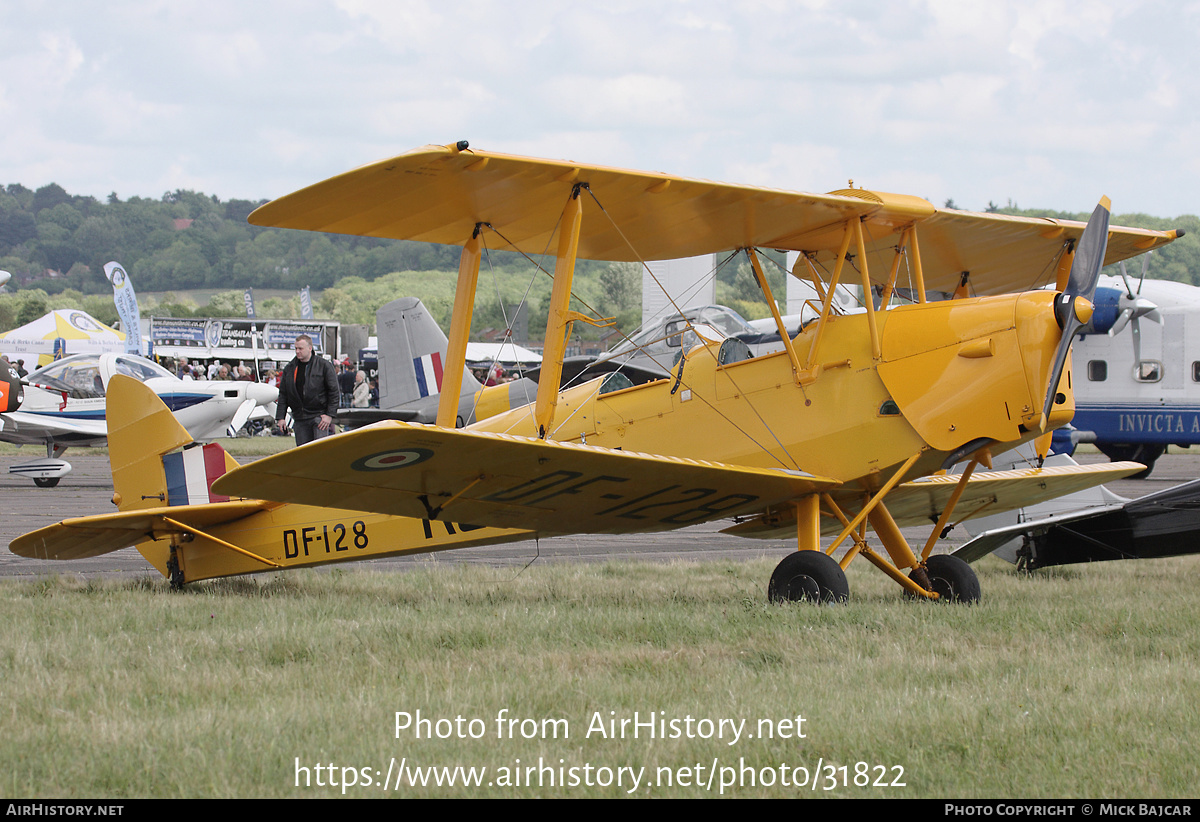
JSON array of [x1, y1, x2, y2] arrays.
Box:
[[0, 352, 277, 486], [1053, 267, 1200, 477]]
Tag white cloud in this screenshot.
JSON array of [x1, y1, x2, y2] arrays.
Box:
[[0, 0, 1195, 215]]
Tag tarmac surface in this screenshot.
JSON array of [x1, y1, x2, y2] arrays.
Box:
[[1, 449, 1195, 584]]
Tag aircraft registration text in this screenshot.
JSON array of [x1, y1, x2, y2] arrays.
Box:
[[481, 470, 759, 525], [283, 520, 369, 558]]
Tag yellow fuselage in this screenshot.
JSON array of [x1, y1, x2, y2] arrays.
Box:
[[474, 290, 1072, 496], [134, 290, 1073, 583]]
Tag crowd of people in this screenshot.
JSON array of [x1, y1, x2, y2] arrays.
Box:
[[160, 353, 378, 407], [157, 347, 379, 443]]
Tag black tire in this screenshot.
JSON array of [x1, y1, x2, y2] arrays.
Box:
[[768, 551, 849, 604], [33, 477, 60, 488], [1098, 443, 1163, 479], [919, 554, 980, 604]]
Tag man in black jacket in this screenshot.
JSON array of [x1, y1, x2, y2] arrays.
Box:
[[276, 335, 339, 445]]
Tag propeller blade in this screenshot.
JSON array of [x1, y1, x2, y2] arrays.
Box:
[[1118, 260, 1136, 299], [227, 398, 255, 437], [1041, 307, 1081, 423], [1064, 198, 1111, 300], [1042, 198, 1112, 424]]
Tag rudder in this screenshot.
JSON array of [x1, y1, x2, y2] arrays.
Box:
[[107, 375, 240, 512], [376, 296, 480, 410]]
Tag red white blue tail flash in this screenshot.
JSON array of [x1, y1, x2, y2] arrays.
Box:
[[413, 352, 444, 398], [163, 443, 230, 505]]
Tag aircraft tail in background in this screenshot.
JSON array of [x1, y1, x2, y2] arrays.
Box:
[[376, 297, 481, 411], [374, 297, 535, 427]]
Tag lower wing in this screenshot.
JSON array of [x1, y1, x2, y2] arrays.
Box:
[[0, 410, 106, 444], [210, 422, 841, 536], [721, 461, 1146, 538]]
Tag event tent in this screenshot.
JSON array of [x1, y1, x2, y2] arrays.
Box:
[[0, 309, 127, 367]]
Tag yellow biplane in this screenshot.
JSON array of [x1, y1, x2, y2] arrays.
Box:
[[12, 142, 1183, 603]]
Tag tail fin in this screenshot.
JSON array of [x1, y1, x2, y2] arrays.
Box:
[[107, 375, 240, 512], [376, 297, 481, 410]]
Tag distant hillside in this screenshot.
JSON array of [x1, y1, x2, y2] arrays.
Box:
[[1, 182, 1196, 339]]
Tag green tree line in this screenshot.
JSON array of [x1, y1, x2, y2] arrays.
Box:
[[1, 181, 1197, 341]]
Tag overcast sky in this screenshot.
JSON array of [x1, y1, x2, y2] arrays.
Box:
[[2, 0, 1197, 217]]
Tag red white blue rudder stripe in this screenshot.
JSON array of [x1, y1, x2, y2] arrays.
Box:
[[162, 443, 230, 506], [413, 352, 443, 398]]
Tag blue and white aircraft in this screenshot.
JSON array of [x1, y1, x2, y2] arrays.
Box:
[[1, 352, 277, 486], [1056, 267, 1200, 477]]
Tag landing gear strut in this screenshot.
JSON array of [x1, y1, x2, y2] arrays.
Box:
[[167, 549, 185, 590], [910, 555, 980, 604]]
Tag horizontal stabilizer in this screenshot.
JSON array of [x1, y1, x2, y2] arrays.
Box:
[[10, 501, 272, 561], [211, 422, 840, 536], [723, 461, 1145, 538]]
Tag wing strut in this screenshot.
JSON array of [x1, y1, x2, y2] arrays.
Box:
[[437, 224, 484, 428], [918, 447, 990, 562], [801, 219, 856, 382], [534, 185, 585, 439], [852, 218, 882, 360], [159, 515, 282, 569], [908, 225, 927, 303], [876, 226, 909, 309], [746, 248, 803, 384]]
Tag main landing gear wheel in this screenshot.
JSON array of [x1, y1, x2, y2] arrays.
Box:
[[33, 477, 60, 488], [910, 555, 980, 604], [768, 550, 849, 604]]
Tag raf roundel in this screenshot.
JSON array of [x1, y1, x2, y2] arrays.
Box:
[[351, 448, 434, 472]]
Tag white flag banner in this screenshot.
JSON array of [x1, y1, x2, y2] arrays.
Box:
[[104, 261, 142, 356], [300, 286, 314, 320]]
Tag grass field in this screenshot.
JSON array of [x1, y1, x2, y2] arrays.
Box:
[[1, 554, 1197, 798]]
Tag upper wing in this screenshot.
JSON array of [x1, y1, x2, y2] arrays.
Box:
[[722, 461, 1145, 538], [249, 143, 1180, 295], [10, 501, 272, 560], [211, 421, 840, 536]]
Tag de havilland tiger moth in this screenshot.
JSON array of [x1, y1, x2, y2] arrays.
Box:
[[10, 142, 1184, 603]]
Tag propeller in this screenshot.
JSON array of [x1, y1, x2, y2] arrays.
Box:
[[1041, 197, 1110, 425], [1111, 255, 1162, 362], [226, 398, 256, 438]]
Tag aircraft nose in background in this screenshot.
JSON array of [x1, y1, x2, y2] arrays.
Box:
[[246, 382, 279, 406]]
